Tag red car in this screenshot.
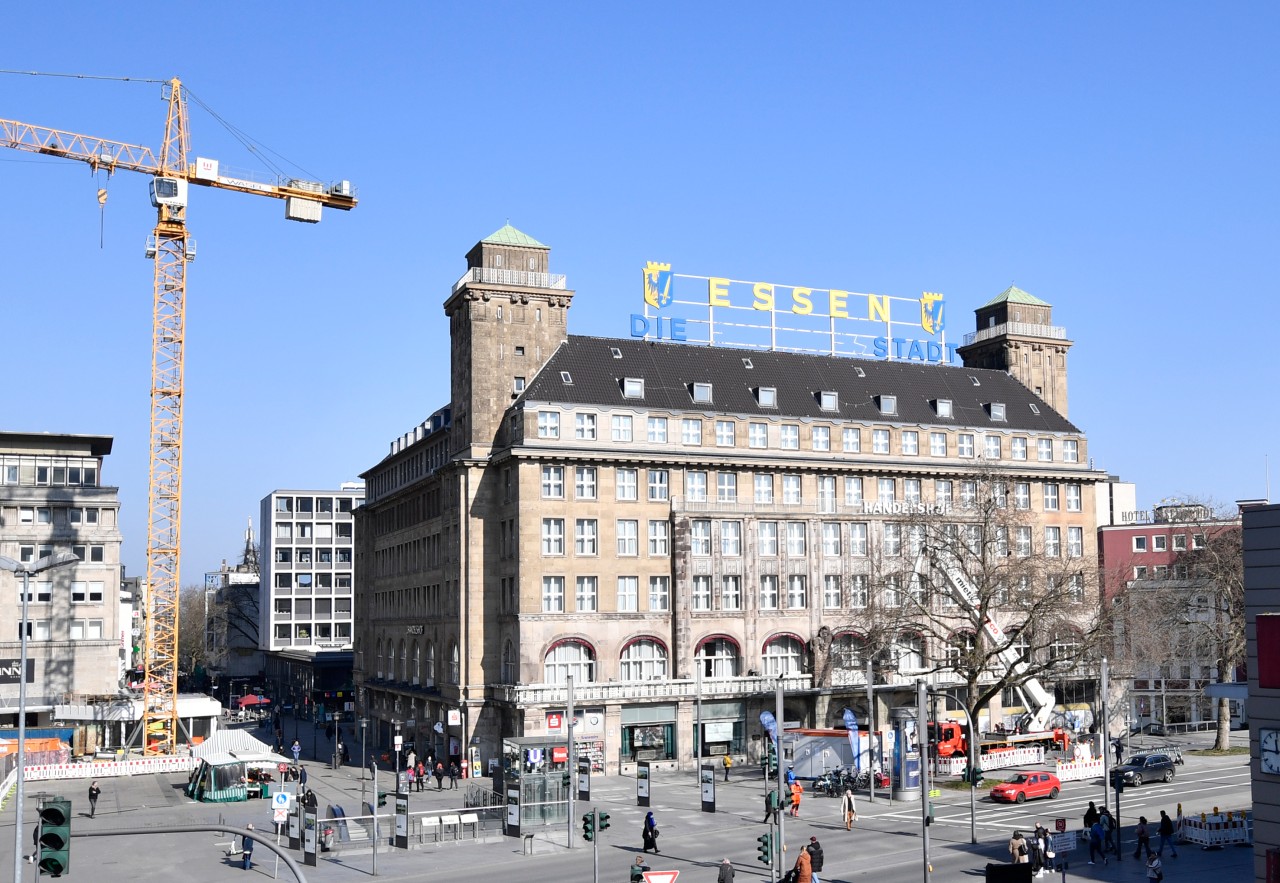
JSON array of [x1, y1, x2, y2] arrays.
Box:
[[989, 771, 1061, 804]]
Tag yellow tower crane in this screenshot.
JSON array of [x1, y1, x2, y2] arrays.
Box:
[[1, 77, 356, 755]]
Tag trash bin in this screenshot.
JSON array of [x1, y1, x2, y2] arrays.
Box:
[[330, 752, 340, 771]]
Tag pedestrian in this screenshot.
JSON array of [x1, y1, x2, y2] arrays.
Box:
[[291, 739, 301, 764], [241, 823, 255, 871], [1134, 815, 1152, 859], [840, 788, 857, 830], [434, 761, 445, 790], [786, 766, 797, 787], [416, 761, 426, 792], [723, 753, 732, 782], [449, 761, 459, 789], [406, 750, 417, 777], [299, 765, 308, 789], [630, 856, 650, 883], [1083, 800, 1100, 829], [762, 789, 779, 824], [1089, 819, 1108, 866], [325, 722, 334, 742], [1100, 807, 1118, 855], [642, 811, 660, 853], [1029, 822, 1047, 876], [807, 836, 824, 883], [789, 780, 803, 817], [1157, 810, 1179, 858], [87, 780, 101, 818], [717, 857, 735, 883], [793, 842, 813, 883], [1114, 739, 1124, 765], [340, 740, 350, 764], [407, 765, 416, 790], [1147, 853, 1164, 881], [1009, 830, 1029, 864]]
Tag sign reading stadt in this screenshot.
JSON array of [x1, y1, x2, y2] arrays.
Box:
[[633, 262, 958, 364]]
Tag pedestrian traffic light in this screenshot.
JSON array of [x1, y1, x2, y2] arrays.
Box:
[[756, 832, 773, 865], [377, 791, 388, 807], [582, 810, 595, 842], [598, 810, 611, 831], [38, 797, 71, 877], [968, 765, 984, 787]]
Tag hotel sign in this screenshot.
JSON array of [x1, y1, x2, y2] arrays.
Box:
[[0, 658, 35, 685], [633, 263, 958, 364]]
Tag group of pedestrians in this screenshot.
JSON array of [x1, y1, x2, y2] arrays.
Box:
[[1006, 823, 1052, 878], [1078, 800, 1177, 878]]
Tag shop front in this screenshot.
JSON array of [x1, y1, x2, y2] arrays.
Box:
[[695, 699, 745, 759], [544, 707, 606, 772], [621, 703, 678, 771]]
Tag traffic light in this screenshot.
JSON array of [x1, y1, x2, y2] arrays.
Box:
[[756, 832, 774, 865], [764, 742, 778, 775], [926, 801, 936, 826], [582, 810, 595, 842], [597, 810, 611, 832], [38, 797, 71, 877], [377, 791, 388, 807]]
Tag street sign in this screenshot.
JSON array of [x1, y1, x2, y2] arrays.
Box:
[[1055, 818, 1066, 833], [273, 792, 290, 809], [273, 807, 288, 824], [642, 872, 680, 883]]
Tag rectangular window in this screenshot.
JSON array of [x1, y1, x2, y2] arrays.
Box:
[[691, 575, 712, 610], [878, 395, 897, 415], [758, 521, 779, 556], [902, 431, 919, 456], [930, 432, 947, 457], [1068, 526, 1084, 558], [787, 575, 808, 609], [843, 428, 861, 452], [820, 391, 839, 411], [1150, 533, 1167, 552], [623, 377, 645, 398], [574, 466, 597, 499], [883, 523, 902, 557], [682, 418, 703, 445], [757, 386, 777, 407], [717, 472, 738, 502], [647, 417, 668, 443], [692, 382, 713, 403], [542, 576, 565, 613], [612, 414, 634, 442], [848, 574, 869, 608], [649, 576, 670, 611], [687, 470, 708, 502], [782, 475, 802, 504], [721, 575, 741, 611], [541, 518, 565, 555], [648, 520, 669, 555], [1133, 536, 1147, 552], [786, 522, 807, 556], [691, 520, 712, 555], [542, 466, 564, 498], [576, 576, 598, 612], [1066, 484, 1082, 512], [844, 477, 863, 505], [648, 469, 669, 500], [935, 480, 953, 508], [616, 519, 637, 552], [1044, 484, 1060, 511], [873, 429, 890, 454], [849, 523, 868, 556], [1037, 438, 1053, 461], [817, 475, 837, 512], [989, 402, 1007, 421], [823, 574, 842, 608], [1016, 526, 1032, 557], [1014, 482, 1030, 510], [812, 426, 831, 451], [749, 422, 768, 449], [984, 435, 1001, 459], [904, 479, 922, 505], [877, 477, 896, 503], [616, 468, 638, 501], [1063, 439, 1079, 462], [538, 411, 560, 438], [715, 420, 735, 447], [1044, 526, 1062, 557], [754, 474, 774, 504], [958, 434, 975, 457], [821, 522, 841, 556], [720, 521, 742, 556], [760, 575, 779, 610], [575, 413, 597, 440], [575, 519, 599, 555], [780, 425, 800, 449], [1173, 533, 1188, 551], [617, 576, 639, 612], [1192, 533, 1206, 549]]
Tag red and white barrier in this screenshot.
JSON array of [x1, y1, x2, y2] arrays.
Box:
[[24, 756, 197, 781], [1178, 810, 1252, 847], [1054, 757, 1105, 782]]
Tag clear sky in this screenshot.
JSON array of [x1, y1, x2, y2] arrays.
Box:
[[3, 3, 1277, 581]]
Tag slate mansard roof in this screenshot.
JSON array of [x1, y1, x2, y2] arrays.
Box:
[[520, 336, 1081, 435]]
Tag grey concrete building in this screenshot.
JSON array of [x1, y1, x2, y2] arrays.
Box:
[[1243, 503, 1280, 881]]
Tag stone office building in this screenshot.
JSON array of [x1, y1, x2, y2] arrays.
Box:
[[355, 227, 1104, 774]]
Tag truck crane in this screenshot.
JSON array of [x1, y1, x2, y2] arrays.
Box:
[[1, 76, 356, 755], [922, 547, 1069, 758]]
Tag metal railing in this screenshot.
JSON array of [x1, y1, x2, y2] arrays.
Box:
[[452, 267, 568, 293], [492, 672, 812, 705], [962, 321, 1067, 347]]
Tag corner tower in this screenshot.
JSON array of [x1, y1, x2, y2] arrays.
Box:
[[443, 224, 574, 458], [956, 285, 1074, 417]]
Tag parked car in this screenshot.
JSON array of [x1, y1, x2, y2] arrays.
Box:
[[989, 771, 1062, 803], [1111, 752, 1177, 786]]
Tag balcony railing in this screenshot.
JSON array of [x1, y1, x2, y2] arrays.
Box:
[[452, 267, 568, 293], [491, 673, 812, 706], [962, 321, 1068, 347]]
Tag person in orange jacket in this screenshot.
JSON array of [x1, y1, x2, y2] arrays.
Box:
[[790, 781, 803, 817], [793, 844, 813, 883]]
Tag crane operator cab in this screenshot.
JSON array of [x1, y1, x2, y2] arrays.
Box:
[[149, 176, 188, 209]]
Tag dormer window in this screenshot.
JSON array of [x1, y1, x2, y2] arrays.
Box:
[[988, 402, 1007, 421], [877, 394, 897, 416], [819, 391, 839, 412], [1029, 403, 1040, 415], [610, 347, 622, 359], [691, 382, 713, 404], [854, 367, 866, 378], [756, 387, 778, 408], [970, 375, 981, 387], [934, 399, 953, 418], [560, 371, 573, 385], [623, 377, 645, 399], [742, 358, 754, 369]]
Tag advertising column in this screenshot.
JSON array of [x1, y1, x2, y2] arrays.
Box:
[[636, 761, 650, 807], [578, 757, 591, 803], [700, 763, 716, 813], [303, 807, 318, 866], [504, 786, 521, 838], [394, 791, 408, 848]]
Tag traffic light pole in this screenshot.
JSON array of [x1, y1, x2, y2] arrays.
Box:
[[775, 680, 785, 883], [592, 810, 599, 883]]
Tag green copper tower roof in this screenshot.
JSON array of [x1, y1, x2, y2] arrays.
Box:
[[482, 224, 546, 248], [980, 285, 1049, 309]]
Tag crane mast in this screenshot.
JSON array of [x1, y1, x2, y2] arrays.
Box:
[[1, 76, 355, 755]]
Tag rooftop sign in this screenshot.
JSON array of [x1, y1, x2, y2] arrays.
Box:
[[633, 263, 959, 364]]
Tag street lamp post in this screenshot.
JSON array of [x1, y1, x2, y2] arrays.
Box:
[[1, 552, 78, 883], [359, 717, 369, 805]]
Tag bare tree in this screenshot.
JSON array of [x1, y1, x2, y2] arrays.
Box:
[[177, 583, 213, 673]]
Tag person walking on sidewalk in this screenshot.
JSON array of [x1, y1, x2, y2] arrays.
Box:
[[434, 761, 445, 790], [87, 780, 101, 818], [299, 765, 308, 790], [723, 753, 732, 782], [641, 811, 660, 854], [241, 824, 255, 871], [416, 761, 426, 792], [807, 836, 825, 883], [1147, 853, 1164, 881], [1009, 830, 1029, 864], [449, 761, 459, 789], [1089, 819, 1108, 866], [1100, 807, 1119, 856], [1157, 810, 1179, 858], [762, 789, 779, 824], [1134, 815, 1153, 860], [717, 858, 735, 883], [1084, 800, 1100, 829], [840, 788, 857, 830], [792, 843, 813, 883]]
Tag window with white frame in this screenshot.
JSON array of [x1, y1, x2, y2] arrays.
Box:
[[935, 398, 953, 418], [617, 576, 639, 612], [756, 386, 777, 407], [764, 635, 805, 675], [1049, 632, 1081, 665], [755, 473, 774, 504], [873, 429, 890, 454], [542, 466, 564, 498], [717, 472, 738, 502], [1192, 532, 1206, 549], [691, 520, 712, 555], [1062, 439, 1079, 462], [819, 574, 841, 609], [883, 522, 902, 556], [647, 417, 668, 443], [893, 632, 925, 671], [984, 435, 1001, 459], [721, 520, 742, 556], [543, 640, 593, 683], [1044, 526, 1061, 557], [697, 637, 740, 678], [934, 480, 953, 508], [692, 382, 713, 403], [1133, 535, 1147, 552], [1173, 533, 1188, 551], [844, 477, 863, 505], [958, 433, 975, 457], [812, 425, 831, 451], [1016, 526, 1032, 557], [575, 413, 597, 440], [691, 575, 712, 610], [759, 575, 779, 610], [538, 411, 559, 438], [843, 428, 861, 452], [687, 470, 708, 501], [612, 414, 633, 442], [542, 576, 565, 613], [1044, 484, 1060, 511], [994, 525, 1009, 557], [822, 522, 841, 556], [1010, 437, 1027, 460], [1066, 484, 1082, 512], [682, 418, 703, 445], [878, 394, 897, 415], [1152, 534, 1167, 552], [782, 474, 802, 504], [620, 639, 667, 681], [575, 466, 597, 499], [617, 519, 639, 556], [817, 475, 836, 512], [1037, 438, 1053, 461], [616, 468, 638, 501], [541, 518, 565, 555], [649, 576, 670, 611], [883, 575, 905, 607], [715, 420, 736, 447], [820, 391, 839, 411], [721, 575, 742, 610], [758, 521, 779, 556], [623, 377, 645, 398], [847, 574, 869, 608], [902, 430, 919, 455], [904, 478, 922, 505], [780, 425, 800, 449], [648, 469, 669, 500], [849, 523, 868, 556], [648, 520, 669, 555], [749, 422, 768, 448], [1068, 573, 1085, 602], [877, 477, 896, 503], [1068, 526, 1083, 557], [574, 519, 599, 555], [576, 576, 598, 612], [786, 522, 807, 556], [1014, 482, 1030, 510]]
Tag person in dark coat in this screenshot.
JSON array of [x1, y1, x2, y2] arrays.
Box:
[[762, 789, 779, 824], [1083, 801, 1100, 829], [717, 858, 735, 883], [449, 761, 460, 789], [88, 781, 101, 818], [641, 811, 660, 853], [241, 824, 255, 871], [434, 761, 445, 790], [807, 836, 825, 883]]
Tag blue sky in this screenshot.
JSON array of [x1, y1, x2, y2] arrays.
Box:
[[4, 3, 1277, 580]]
